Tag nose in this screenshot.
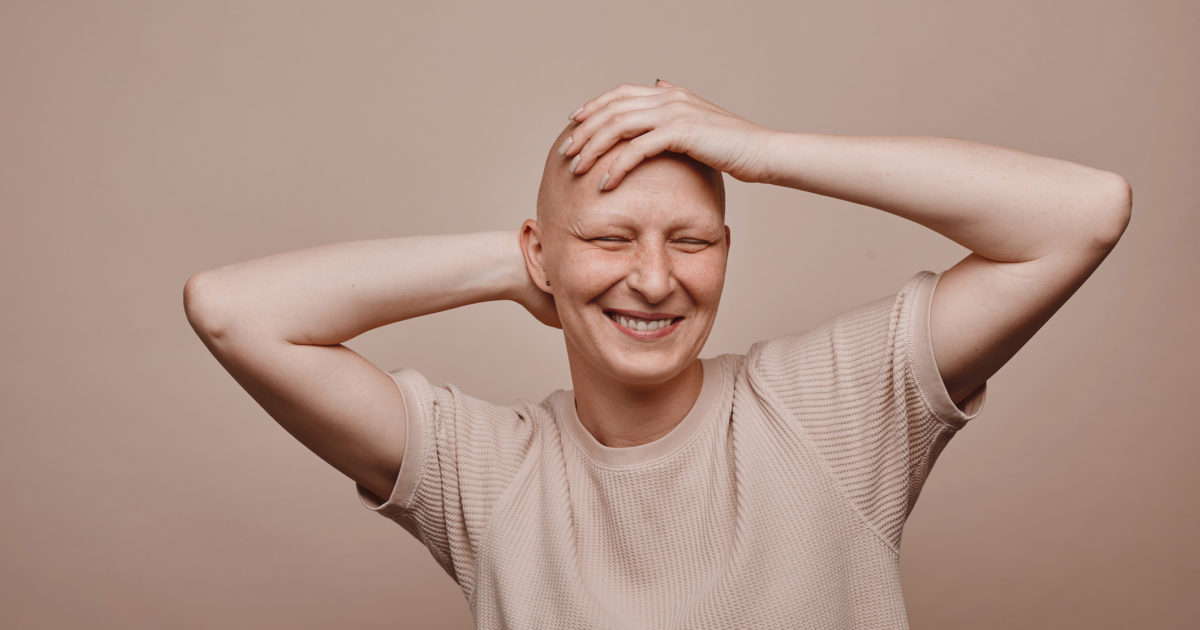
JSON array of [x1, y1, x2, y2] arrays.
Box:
[[626, 241, 677, 304]]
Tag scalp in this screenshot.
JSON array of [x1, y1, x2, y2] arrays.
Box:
[[536, 121, 725, 230]]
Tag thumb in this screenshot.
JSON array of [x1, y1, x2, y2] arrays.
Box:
[[655, 77, 674, 87]]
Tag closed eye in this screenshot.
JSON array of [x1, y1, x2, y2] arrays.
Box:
[[674, 239, 714, 249]]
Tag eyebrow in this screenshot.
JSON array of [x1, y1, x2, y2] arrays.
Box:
[[570, 214, 724, 237]]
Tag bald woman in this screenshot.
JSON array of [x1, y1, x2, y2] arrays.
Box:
[[184, 79, 1130, 629]]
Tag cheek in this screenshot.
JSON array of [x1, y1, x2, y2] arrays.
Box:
[[675, 254, 728, 304], [557, 252, 626, 296]]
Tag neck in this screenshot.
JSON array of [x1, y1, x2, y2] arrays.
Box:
[[568, 355, 705, 448]]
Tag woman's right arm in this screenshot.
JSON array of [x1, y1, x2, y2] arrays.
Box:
[[182, 230, 555, 503]]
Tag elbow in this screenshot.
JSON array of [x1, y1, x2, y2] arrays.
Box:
[[183, 272, 231, 338], [1090, 172, 1133, 250]]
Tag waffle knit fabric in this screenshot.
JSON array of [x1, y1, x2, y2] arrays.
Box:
[[356, 269, 987, 629]]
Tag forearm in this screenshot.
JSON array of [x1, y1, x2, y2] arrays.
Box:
[[759, 132, 1131, 262], [185, 230, 528, 345]]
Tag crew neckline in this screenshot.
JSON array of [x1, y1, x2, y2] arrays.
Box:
[[556, 356, 725, 468]]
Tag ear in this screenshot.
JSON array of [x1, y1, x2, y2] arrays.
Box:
[[724, 224, 732, 253], [519, 218, 553, 294]]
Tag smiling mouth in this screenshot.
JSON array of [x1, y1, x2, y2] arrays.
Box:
[[602, 310, 685, 333]]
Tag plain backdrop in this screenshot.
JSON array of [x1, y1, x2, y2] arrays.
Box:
[[2, 1, 1196, 628]]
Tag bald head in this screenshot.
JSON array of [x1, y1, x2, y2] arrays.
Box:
[[536, 121, 725, 229]]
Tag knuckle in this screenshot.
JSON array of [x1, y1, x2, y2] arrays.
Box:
[[628, 133, 650, 152], [576, 121, 597, 138], [623, 139, 646, 163]]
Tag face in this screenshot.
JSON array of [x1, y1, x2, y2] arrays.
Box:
[[525, 136, 730, 390]]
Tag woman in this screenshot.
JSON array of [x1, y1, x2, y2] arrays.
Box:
[[184, 79, 1130, 628]]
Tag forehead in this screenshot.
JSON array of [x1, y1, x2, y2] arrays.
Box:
[[561, 154, 725, 231], [583, 169, 720, 225]]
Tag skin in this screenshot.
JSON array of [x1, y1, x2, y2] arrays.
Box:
[[520, 122, 732, 447], [186, 78, 1130, 504]]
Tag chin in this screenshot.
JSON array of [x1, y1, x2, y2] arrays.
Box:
[[603, 352, 695, 388], [563, 320, 706, 390]]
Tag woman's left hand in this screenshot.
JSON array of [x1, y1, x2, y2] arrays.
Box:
[[561, 79, 778, 190]]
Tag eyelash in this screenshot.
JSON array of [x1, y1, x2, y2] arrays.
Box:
[[591, 237, 711, 245]]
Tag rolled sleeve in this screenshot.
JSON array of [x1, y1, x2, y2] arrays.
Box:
[[355, 368, 435, 518], [905, 270, 987, 430]]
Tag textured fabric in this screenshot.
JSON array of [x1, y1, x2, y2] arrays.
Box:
[[356, 269, 987, 629]]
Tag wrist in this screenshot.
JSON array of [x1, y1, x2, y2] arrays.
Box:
[[755, 130, 799, 187], [495, 229, 536, 305]]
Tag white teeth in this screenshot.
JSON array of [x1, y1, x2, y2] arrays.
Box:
[[613, 314, 674, 332]]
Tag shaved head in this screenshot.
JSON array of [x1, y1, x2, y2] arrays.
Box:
[[520, 119, 731, 395], [520, 119, 732, 354], [535, 121, 726, 230]]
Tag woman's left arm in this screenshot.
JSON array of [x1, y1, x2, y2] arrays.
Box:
[[754, 132, 1132, 407], [562, 79, 1132, 407], [755, 131, 1131, 263]]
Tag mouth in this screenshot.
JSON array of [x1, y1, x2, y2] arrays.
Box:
[[602, 309, 685, 339]]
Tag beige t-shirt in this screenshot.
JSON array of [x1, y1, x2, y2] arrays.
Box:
[[357, 270, 987, 629]]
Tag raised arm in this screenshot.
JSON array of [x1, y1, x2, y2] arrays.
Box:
[[749, 132, 1131, 405], [183, 230, 557, 502], [560, 79, 1131, 408]]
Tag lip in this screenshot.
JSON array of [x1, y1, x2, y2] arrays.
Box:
[[604, 308, 683, 320], [602, 309, 684, 340]]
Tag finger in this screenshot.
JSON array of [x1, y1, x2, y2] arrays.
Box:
[[571, 106, 666, 176], [597, 129, 680, 192], [569, 81, 663, 123], [562, 93, 677, 159], [652, 80, 720, 116]]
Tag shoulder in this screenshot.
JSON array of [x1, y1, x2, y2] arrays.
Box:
[[739, 271, 936, 404], [385, 367, 547, 460]]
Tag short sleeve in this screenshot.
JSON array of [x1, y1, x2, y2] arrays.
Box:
[[356, 369, 433, 517], [353, 367, 534, 594], [747, 270, 987, 551]]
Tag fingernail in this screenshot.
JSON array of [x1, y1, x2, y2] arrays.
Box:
[[569, 155, 580, 174], [568, 107, 583, 121], [557, 136, 572, 156], [598, 173, 609, 191]]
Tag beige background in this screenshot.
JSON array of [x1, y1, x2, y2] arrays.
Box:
[[2, 1, 1196, 628]]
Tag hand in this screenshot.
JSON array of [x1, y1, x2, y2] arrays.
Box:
[[561, 79, 777, 190], [512, 265, 562, 330], [519, 282, 561, 329]]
